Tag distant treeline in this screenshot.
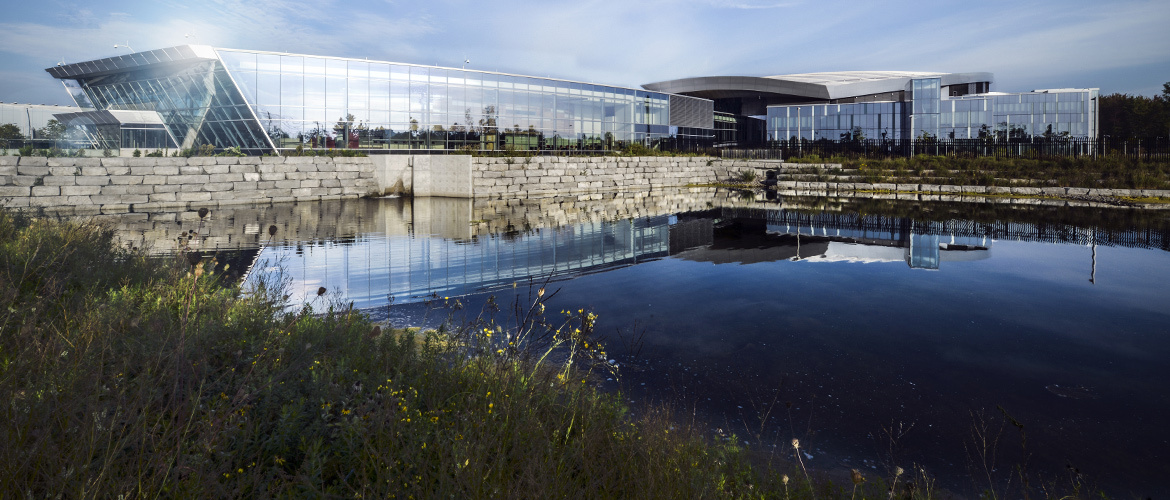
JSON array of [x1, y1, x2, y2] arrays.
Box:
[[1099, 82, 1170, 139]]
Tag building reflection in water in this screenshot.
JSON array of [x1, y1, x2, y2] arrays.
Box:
[[251, 202, 1002, 308], [759, 211, 992, 270], [254, 215, 671, 308]]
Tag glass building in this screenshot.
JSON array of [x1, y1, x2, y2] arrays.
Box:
[[45, 45, 715, 155], [766, 78, 1098, 142], [644, 72, 1097, 144]]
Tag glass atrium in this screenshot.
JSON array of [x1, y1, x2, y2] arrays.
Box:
[[47, 46, 715, 154]]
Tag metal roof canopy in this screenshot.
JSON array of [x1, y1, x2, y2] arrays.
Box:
[[45, 45, 219, 79]]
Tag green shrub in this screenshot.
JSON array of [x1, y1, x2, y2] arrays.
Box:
[[1, 211, 807, 498], [215, 146, 246, 157]]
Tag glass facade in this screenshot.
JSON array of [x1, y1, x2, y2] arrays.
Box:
[[215, 49, 708, 153], [766, 78, 1098, 143], [50, 46, 714, 154], [67, 58, 272, 152], [765, 102, 905, 141], [943, 89, 1099, 140], [910, 78, 941, 139]]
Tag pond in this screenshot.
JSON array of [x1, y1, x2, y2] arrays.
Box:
[[111, 189, 1170, 496]]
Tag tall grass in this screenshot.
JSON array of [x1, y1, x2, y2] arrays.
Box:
[[0, 210, 838, 498], [2, 210, 1109, 498], [786, 155, 1170, 189]]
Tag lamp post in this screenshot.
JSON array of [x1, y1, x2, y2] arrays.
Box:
[[113, 42, 134, 52]]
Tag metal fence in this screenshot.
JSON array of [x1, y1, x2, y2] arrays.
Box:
[[719, 138, 1170, 162], [7, 136, 1170, 161]]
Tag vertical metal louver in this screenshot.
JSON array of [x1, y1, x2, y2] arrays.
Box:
[[668, 95, 714, 129]]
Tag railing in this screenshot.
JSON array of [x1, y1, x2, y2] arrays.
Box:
[[717, 149, 786, 160], [718, 138, 1170, 161], [8, 136, 1170, 161]]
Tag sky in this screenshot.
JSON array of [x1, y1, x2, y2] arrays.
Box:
[[1, 0, 1168, 106]]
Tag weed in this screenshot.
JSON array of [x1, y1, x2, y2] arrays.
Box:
[[0, 211, 778, 498], [0, 210, 1117, 499]]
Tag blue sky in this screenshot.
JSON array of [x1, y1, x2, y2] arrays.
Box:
[[2, 0, 1167, 106]]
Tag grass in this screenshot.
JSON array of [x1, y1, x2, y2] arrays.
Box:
[[0, 210, 829, 498], [784, 155, 1170, 190], [0, 209, 1116, 499], [1119, 195, 1170, 204]]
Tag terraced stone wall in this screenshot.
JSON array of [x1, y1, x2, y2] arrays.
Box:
[[472, 156, 737, 198], [0, 156, 379, 213]]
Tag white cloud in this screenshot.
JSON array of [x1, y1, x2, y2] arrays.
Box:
[[0, 0, 1167, 105], [696, 0, 804, 8]]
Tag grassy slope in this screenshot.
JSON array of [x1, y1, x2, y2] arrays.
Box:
[[785, 155, 1170, 190], [1, 210, 1107, 499], [0, 210, 802, 498]]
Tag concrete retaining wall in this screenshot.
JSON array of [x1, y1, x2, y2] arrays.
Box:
[[374, 155, 470, 198], [0, 155, 379, 212], [471, 156, 735, 198]]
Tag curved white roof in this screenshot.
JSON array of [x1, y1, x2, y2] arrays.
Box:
[[643, 71, 995, 104], [762, 71, 948, 84]]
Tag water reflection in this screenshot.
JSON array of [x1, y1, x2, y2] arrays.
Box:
[[256, 215, 673, 307], [236, 199, 1166, 306], [675, 212, 992, 269], [95, 190, 1170, 495]]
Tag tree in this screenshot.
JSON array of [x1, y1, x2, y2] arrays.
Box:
[[0, 123, 22, 151], [36, 119, 66, 140], [0, 123, 24, 140], [1098, 83, 1170, 139]]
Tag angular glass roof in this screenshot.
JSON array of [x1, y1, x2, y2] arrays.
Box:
[[45, 45, 219, 79]]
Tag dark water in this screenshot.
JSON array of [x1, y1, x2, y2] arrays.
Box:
[[208, 193, 1170, 496]]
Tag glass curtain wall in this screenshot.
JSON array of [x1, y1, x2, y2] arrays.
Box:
[[959, 89, 1095, 139], [765, 102, 905, 142], [68, 60, 273, 153], [909, 78, 940, 139], [767, 84, 1097, 143], [944, 90, 1098, 140], [217, 49, 682, 153]]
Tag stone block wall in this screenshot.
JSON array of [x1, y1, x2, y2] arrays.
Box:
[[0, 155, 379, 213], [471, 156, 734, 199]]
